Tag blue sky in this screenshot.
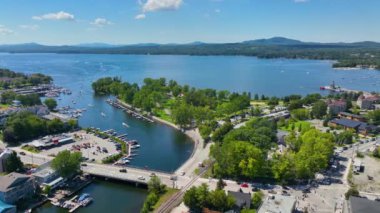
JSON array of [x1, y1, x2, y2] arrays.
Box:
[[0, 0, 379, 45]]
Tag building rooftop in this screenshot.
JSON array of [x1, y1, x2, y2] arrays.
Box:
[[258, 195, 296, 213], [330, 118, 364, 129], [228, 191, 251, 209], [0, 172, 31, 192], [349, 196, 380, 213], [339, 112, 364, 119]]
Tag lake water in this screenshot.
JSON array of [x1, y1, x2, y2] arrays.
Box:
[[0, 53, 379, 212]]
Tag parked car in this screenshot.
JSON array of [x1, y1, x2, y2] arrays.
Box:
[[240, 183, 249, 188], [81, 163, 87, 167], [150, 173, 156, 177], [138, 176, 145, 180], [119, 169, 127, 173], [19, 152, 26, 156]]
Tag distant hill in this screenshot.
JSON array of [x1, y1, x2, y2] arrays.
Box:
[[0, 37, 379, 70], [242, 37, 305, 45]]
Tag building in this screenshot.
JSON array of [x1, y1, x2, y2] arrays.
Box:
[[258, 195, 296, 213], [356, 95, 380, 110], [348, 196, 380, 213], [0, 200, 16, 213], [0, 150, 13, 173], [0, 173, 36, 204], [11, 100, 21, 108], [328, 118, 378, 135], [31, 134, 74, 149], [32, 166, 65, 190], [228, 191, 252, 211], [338, 112, 365, 122], [327, 99, 347, 115]]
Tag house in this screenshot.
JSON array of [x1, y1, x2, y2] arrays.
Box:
[[258, 195, 296, 213], [356, 95, 380, 110], [327, 99, 347, 115], [228, 191, 252, 211], [0, 200, 16, 213], [348, 196, 380, 213], [338, 112, 365, 122], [0, 173, 36, 204], [0, 150, 13, 173]]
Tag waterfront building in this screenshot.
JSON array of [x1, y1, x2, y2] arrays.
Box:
[[0, 173, 36, 204], [258, 195, 296, 213], [32, 165, 65, 190]]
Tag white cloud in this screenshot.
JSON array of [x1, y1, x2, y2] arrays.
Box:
[[294, 0, 309, 3], [142, 0, 183, 13], [90, 18, 113, 27], [33, 11, 75, 21], [19, 24, 39, 31], [215, 9, 221, 13], [0, 25, 13, 35], [135, 14, 146, 20]]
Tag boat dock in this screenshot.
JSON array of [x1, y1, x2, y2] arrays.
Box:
[[106, 99, 154, 123]]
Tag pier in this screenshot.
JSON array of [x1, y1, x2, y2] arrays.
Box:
[[106, 99, 154, 123]]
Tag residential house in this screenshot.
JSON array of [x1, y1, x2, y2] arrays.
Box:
[[356, 95, 380, 110], [327, 99, 347, 115], [258, 195, 296, 213], [0, 173, 36, 204], [348, 196, 380, 213]]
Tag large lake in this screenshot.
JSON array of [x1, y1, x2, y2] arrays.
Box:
[[0, 53, 379, 212]]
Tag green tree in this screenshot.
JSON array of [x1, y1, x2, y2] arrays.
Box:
[[335, 131, 354, 145], [251, 191, 264, 209], [44, 98, 57, 111], [51, 150, 82, 178], [345, 187, 359, 200], [148, 176, 166, 195], [311, 101, 327, 119], [5, 152, 24, 173], [367, 109, 380, 125], [141, 192, 159, 213], [207, 190, 235, 212]]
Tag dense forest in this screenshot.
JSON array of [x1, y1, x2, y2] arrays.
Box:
[[1, 38, 380, 69]]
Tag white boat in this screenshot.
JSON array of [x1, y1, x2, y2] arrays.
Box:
[[122, 122, 129, 128], [101, 112, 106, 117], [131, 144, 140, 149]]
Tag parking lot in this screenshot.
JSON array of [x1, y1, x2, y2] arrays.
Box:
[[38, 130, 120, 163], [352, 155, 380, 194]]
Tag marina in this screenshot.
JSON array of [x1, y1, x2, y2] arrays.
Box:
[[106, 99, 154, 123]]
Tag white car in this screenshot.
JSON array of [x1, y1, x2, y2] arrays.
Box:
[[138, 176, 145, 180]]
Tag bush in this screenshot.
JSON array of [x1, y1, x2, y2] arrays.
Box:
[[345, 187, 359, 200]]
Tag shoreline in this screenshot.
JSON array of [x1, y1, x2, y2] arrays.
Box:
[[115, 99, 205, 175]]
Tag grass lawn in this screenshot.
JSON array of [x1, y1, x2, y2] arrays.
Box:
[[281, 120, 311, 132], [152, 188, 179, 211], [21, 145, 41, 153], [154, 108, 173, 123]]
